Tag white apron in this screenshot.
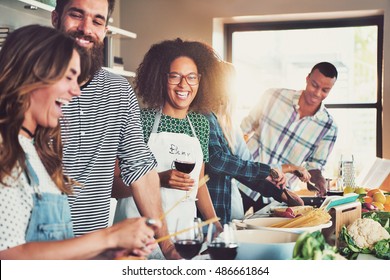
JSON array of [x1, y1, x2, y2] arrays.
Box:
[[114, 111, 203, 235]]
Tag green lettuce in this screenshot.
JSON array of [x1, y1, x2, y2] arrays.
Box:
[[293, 231, 341, 260]]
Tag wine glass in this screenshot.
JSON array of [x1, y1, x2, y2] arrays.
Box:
[[174, 148, 196, 200], [173, 217, 204, 260], [206, 222, 238, 260]]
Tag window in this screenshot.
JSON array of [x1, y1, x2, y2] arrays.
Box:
[[225, 16, 383, 180]]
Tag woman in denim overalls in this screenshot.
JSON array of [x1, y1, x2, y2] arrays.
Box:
[[0, 25, 160, 260]]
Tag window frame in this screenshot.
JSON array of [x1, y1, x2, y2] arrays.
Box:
[[224, 15, 384, 157]]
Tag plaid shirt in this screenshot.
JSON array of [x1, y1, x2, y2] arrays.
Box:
[[241, 88, 338, 189], [205, 113, 277, 225]]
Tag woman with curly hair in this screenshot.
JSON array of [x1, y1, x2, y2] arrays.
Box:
[[0, 25, 161, 259], [114, 38, 223, 259]]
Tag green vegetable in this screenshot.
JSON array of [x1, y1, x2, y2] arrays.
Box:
[[338, 225, 371, 259], [374, 238, 390, 259], [293, 231, 342, 260], [339, 226, 364, 253], [339, 221, 390, 259]]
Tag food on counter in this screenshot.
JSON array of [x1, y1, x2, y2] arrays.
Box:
[[293, 231, 345, 260], [347, 218, 389, 250], [354, 187, 367, 195], [270, 208, 331, 228], [273, 206, 313, 218], [359, 188, 390, 212], [361, 211, 390, 232], [373, 238, 390, 259], [373, 192, 386, 204], [343, 186, 355, 195], [367, 188, 382, 197], [339, 216, 390, 259]]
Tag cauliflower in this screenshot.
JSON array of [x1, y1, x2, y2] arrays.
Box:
[[347, 218, 390, 250]]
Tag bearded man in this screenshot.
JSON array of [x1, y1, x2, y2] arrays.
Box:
[[52, 0, 179, 259]]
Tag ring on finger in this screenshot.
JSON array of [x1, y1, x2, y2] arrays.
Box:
[[145, 218, 156, 227]]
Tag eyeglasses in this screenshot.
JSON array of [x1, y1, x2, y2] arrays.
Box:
[[167, 72, 201, 86]]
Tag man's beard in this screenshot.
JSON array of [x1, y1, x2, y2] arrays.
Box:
[[68, 31, 104, 79]]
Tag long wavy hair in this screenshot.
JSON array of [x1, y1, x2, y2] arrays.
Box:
[[214, 61, 238, 152], [135, 38, 224, 114], [0, 25, 88, 194]]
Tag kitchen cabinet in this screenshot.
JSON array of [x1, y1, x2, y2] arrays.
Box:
[[0, 0, 136, 77]]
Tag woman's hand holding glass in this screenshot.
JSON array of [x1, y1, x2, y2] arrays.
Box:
[[159, 169, 195, 191]]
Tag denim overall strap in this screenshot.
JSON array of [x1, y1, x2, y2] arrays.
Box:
[[24, 154, 74, 242]]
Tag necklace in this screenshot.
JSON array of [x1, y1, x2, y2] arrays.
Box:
[[21, 126, 35, 139]]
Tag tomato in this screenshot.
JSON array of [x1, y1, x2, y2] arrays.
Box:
[[363, 196, 373, 204]]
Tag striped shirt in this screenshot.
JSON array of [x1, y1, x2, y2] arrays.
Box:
[[60, 69, 157, 236], [241, 88, 338, 189]]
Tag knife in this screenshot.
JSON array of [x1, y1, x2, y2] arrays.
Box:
[[270, 169, 304, 206], [293, 170, 321, 193]]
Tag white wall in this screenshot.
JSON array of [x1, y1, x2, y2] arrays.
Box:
[[120, 0, 390, 159], [0, 0, 388, 158], [0, 3, 51, 27]]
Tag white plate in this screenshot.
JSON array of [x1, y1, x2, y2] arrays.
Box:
[[242, 217, 332, 233]]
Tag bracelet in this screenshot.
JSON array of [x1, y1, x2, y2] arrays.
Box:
[[270, 168, 279, 180]]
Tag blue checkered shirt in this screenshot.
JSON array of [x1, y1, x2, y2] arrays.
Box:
[[205, 113, 281, 225]]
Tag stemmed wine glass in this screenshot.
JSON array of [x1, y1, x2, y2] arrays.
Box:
[[174, 148, 196, 200], [173, 217, 204, 260], [206, 222, 238, 260]]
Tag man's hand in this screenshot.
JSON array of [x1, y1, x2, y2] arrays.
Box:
[[308, 169, 326, 196], [280, 189, 304, 206], [131, 169, 180, 259], [268, 168, 286, 189]]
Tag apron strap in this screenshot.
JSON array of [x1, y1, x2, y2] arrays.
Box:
[[151, 110, 162, 134], [152, 109, 198, 138]]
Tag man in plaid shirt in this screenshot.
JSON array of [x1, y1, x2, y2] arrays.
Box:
[[240, 62, 338, 209]]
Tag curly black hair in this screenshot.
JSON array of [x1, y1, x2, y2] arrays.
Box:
[[135, 38, 224, 114]]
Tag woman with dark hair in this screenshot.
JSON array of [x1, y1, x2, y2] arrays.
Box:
[[0, 25, 160, 259], [114, 38, 223, 259]]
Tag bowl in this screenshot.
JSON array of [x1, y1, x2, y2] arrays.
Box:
[[242, 217, 332, 233], [234, 229, 300, 260]]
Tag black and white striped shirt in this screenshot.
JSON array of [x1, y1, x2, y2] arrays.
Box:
[[60, 69, 157, 236]]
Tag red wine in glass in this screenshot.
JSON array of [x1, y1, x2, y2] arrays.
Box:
[[174, 155, 195, 199], [174, 239, 202, 260], [174, 160, 195, 174], [174, 217, 203, 259], [208, 242, 238, 260]]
